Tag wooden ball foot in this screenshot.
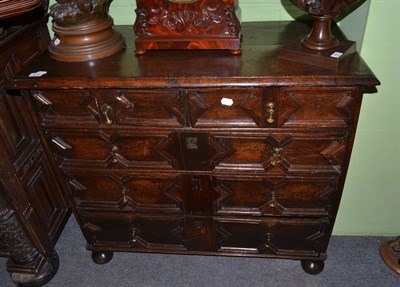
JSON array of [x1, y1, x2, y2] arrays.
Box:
[[92, 251, 113, 265], [301, 260, 325, 275]]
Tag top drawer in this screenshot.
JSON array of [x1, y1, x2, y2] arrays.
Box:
[[30, 89, 186, 128], [188, 87, 358, 129], [29, 87, 357, 129], [30, 88, 264, 129], [275, 87, 358, 129]]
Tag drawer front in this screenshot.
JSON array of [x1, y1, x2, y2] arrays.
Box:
[[277, 87, 357, 128], [67, 172, 215, 215], [79, 211, 187, 252], [215, 217, 329, 257], [31, 89, 185, 128], [188, 88, 264, 128], [78, 211, 329, 257], [160, 131, 348, 173], [46, 129, 347, 173], [67, 172, 185, 214], [47, 129, 174, 170], [48, 130, 346, 173], [212, 175, 339, 217], [211, 132, 348, 174], [67, 172, 337, 218], [31, 87, 357, 129], [79, 211, 219, 252], [92, 90, 185, 127]]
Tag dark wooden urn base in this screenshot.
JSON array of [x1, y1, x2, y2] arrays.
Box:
[[279, 21, 357, 70], [49, 16, 125, 62], [279, 37, 356, 70]]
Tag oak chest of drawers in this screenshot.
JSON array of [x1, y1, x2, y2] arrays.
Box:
[[7, 21, 379, 275]]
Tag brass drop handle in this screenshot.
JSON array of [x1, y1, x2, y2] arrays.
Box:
[[269, 192, 277, 207], [271, 148, 283, 166], [110, 145, 119, 163], [267, 102, 275, 124], [101, 104, 113, 126], [130, 228, 138, 245]]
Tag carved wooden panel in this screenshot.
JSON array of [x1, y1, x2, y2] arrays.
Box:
[[0, 19, 49, 81], [188, 88, 263, 128], [0, 92, 38, 171], [179, 175, 214, 215], [278, 87, 357, 128], [164, 131, 232, 171], [184, 217, 215, 251], [133, 0, 241, 53], [31, 90, 98, 125], [22, 153, 68, 243], [134, 0, 240, 37]]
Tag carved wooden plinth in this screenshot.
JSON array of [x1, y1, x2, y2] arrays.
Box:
[[279, 35, 357, 70], [49, 16, 125, 62], [133, 0, 241, 54]]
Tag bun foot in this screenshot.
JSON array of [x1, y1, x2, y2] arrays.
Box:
[[301, 260, 324, 275], [92, 251, 113, 265]]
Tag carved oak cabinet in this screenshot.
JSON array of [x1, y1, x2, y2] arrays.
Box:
[[0, 2, 70, 286], [7, 21, 379, 276]]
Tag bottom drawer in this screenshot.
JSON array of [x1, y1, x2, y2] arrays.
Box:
[[78, 211, 187, 252], [77, 210, 329, 258], [215, 217, 330, 258]]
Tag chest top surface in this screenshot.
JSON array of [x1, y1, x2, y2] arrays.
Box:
[[7, 21, 379, 90]]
